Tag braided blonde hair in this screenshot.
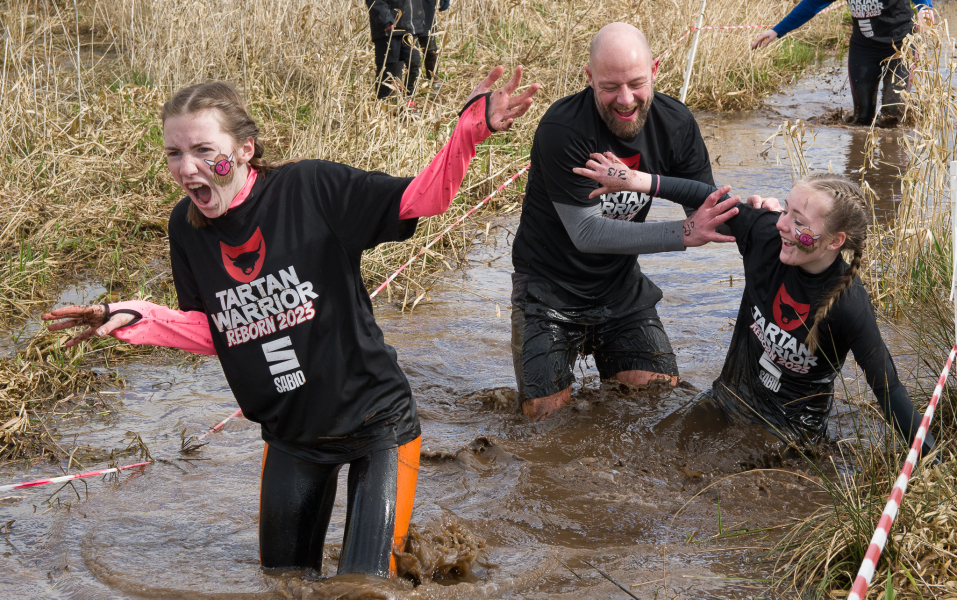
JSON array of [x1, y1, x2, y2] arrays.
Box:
[[800, 173, 869, 353]]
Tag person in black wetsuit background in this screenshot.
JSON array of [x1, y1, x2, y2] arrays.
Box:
[[575, 152, 935, 456], [417, 0, 450, 94], [752, 0, 934, 127], [367, 0, 427, 102]]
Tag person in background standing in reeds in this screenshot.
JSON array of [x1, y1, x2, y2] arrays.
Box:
[[417, 0, 450, 95], [752, 0, 934, 127], [575, 153, 936, 458], [367, 0, 427, 108], [42, 67, 540, 579]]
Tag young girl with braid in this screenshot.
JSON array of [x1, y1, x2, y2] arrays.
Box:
[[574, 153, 935, 456]]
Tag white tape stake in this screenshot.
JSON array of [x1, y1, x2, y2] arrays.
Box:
[[950, 161, 957, 346], [197, 408, 244, 441], [679, 0, 707, 104]]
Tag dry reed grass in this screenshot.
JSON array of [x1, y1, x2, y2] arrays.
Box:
[[0, 329, 127, 461], [862, 20, 957, 314], [0, 0, 846, 459]]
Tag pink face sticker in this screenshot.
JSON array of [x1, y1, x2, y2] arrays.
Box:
[[205, 152, 235, 187], [795, 227, 820, 247]]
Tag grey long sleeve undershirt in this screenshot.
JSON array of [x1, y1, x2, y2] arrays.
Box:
[[553, 201, 686, 255]]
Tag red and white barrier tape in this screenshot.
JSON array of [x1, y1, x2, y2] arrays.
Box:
[[197, 408, 244, 442], [0, 461, 151, 493], [369, 163, 530, 298], [0, 405, 244, 492], [655, 1, 847, 61], [847, 344, 955, 600]]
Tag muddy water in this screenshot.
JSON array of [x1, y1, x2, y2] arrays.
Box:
[[0, 64, 915, 599]]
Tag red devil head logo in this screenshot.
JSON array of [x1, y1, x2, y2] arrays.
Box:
[[619, 153, 641, 170], [772, 284, 810, 332], [220, 228, 266, 283]]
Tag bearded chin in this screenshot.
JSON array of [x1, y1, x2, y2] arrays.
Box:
[[600, 96, 652, 138]]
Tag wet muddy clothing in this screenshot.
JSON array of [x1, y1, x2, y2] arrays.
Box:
[[168, 160, 422, 464], [105, 94, 497, 574], [513, 88, 713, 308], [650, 175, 933, 452], [510, 289, 678, 399], [847, 36, 910, 124], [771, 0, 930, 125], [259, 437, 420, 575], [510, 88, 711, 397]]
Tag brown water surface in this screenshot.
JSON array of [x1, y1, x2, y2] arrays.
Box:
[[0, 60, 919, 599]]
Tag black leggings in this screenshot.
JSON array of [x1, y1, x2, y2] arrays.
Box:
[[848, 37, 909, 125], [373, 35, 422, 99], [258, 438, 420, 577], [416, 34, 439, 81]]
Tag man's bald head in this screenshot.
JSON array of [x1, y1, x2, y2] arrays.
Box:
[[589, 23, 652, 71], [586, 23, 657, 139]]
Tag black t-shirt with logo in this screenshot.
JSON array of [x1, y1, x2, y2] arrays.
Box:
[[512, 88, 714, 311], [168, 160, 420, 463], [644, 175, 928, 446], [848, 0, 916, 46]]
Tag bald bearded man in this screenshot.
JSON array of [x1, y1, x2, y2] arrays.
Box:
[[512, 23, 735, 420]]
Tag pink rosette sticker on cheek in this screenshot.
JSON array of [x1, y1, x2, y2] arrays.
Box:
[[794, 227, 821, 253], [204, 152, 235, 187]]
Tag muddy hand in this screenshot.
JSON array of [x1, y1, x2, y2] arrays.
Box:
[[746, 194, 782, 212], [466, 65, 541, 132], [574, 151, 647, 199], [682, 186, 738, 248], [42, 304, 134, 348]]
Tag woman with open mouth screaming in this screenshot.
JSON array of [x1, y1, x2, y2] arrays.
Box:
[[42, 67, 539, 579]]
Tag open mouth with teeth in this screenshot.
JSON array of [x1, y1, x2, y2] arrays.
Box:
[[186, 182, 213, 206], [781, 237, 813, 255], [611, 104, 638, 120]]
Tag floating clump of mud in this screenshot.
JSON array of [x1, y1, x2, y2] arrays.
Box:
[[463, 387, 518, 412], [395, 516, 491, 585], [420, 435, 494, 462], [272, 517, 489, 599]]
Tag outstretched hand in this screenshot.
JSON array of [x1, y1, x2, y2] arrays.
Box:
[[752, 30, 778, 49], [682, 185, 739, 247], [42, 304, 134, 348], [466, 65, 541, 132], [573, 151, 648, 199]]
